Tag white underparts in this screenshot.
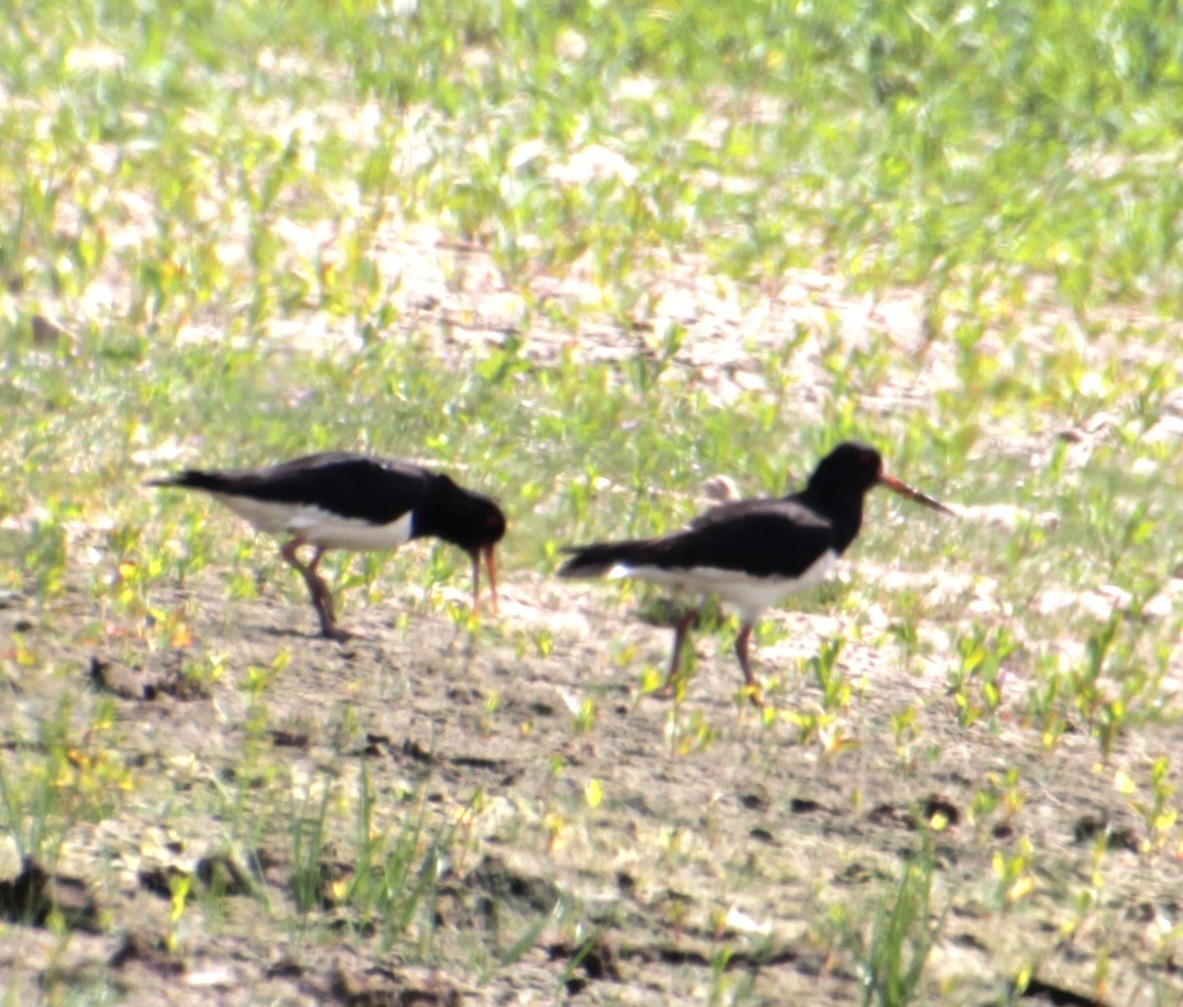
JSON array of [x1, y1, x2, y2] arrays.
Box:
[[609, 549, 839, 622], [212, 494, 414, 551]]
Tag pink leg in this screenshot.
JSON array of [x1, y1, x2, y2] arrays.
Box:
[[735, 621, 762, 705], [485, 546, 499, 615], [469, 547, 499, 615], [470, 551, 480, 611], [281, 539, 344, 640], [658, 609, 700, 697]]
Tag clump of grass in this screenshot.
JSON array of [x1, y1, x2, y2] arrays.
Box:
[[344, 763, 457, 954], [0, 694, 131, 867], [852, 848, 943, 1007], [947, 624, 1017, 729]]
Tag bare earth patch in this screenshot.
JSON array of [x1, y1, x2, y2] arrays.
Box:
[[7, 199, 1182, 1001], [3, 561, 1182, 1006]]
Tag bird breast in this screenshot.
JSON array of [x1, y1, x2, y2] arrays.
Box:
[[608, 548, 839, 621], [212, 494, 414, 551]]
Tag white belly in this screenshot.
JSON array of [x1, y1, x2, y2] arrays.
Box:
[[611, 549, 838, 621], [213, 494, 413, 551]]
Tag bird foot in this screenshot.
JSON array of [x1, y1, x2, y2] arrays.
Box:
[[741, 683, 764, 708]]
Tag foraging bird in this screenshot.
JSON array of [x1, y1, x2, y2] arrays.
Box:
[[559, 442, 952, 698], [151, 452, 506, 639]]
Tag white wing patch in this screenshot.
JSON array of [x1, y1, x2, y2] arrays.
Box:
[[212, 494, 413, 551], [610, 549, 839, 621]]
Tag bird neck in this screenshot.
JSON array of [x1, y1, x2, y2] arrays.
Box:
[[410, 476, 468, 547], [797, 486, 866, 554], [411, 475, 456, 539]]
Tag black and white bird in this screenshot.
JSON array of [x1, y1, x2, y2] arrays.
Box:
[[559, 442, 952, 698], [151, 452, 507, 639]]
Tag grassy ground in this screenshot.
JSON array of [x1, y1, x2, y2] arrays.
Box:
[[3, 1, 1183, 1004]]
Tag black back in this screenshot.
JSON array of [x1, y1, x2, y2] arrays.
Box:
[[560, 499, 836, 579], [154, 452, 507, 550], [560, 442, 886, 578]]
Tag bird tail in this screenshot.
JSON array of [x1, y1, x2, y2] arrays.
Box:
[[146, 469, 231, 493], [557, 540, 653, 578]]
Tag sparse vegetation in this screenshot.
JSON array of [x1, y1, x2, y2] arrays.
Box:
[[3, 0, 1183, 1003]]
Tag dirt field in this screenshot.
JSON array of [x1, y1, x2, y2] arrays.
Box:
[[3, 551, 1180, 1007], [8, 2, 1183, 1003]]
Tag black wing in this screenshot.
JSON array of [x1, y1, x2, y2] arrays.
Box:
[[687, 495, 827, 532], [562, 499, 838, 580], [154, 453, 433, 525], [647, 504, 837, 578]]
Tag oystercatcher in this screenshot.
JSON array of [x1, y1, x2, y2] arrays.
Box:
[[151, 452, 506, 639], [559, 442, 952, 698]]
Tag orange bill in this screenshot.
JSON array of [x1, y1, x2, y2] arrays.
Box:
[[484, 545, 499, 614], [879, 473, 957, 516], [472, 546, 500, 614]]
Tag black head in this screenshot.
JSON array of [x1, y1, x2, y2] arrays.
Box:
[[807, 442, 885, 497], [424, 475, 507, 552], [416, 474, 507, 615], [476, 497, 508, 549], [808, 442, 954, 514]]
